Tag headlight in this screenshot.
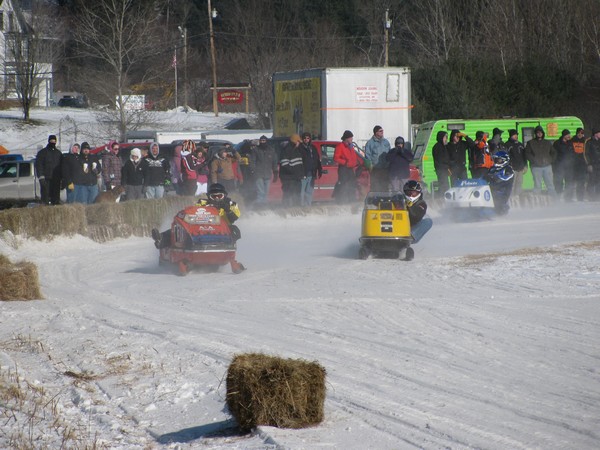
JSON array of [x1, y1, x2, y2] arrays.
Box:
[[472, 190, 480, 198]]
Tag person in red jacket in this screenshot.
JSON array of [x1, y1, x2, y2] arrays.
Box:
[[333, 130, 360, 203]]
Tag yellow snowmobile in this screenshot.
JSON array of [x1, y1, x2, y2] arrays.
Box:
[[359, 191, 414, 260]]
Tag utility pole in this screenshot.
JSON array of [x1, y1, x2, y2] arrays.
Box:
[[384, 9, 391, 67], [173, 48, 178, 108], [208, 0, 218, 117], [178, 26, 188, 109]]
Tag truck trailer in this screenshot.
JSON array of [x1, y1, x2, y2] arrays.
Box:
[[272, 67, 412, 148]]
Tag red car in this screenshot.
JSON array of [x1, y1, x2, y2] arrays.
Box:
[[267, 140, 421, 202]]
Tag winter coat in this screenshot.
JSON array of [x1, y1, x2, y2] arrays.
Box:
[[73, 153, 100, 186], [585, 137, 600, 167], [447, 137, 472, 169], [365, 136, 391, 169], [299, 142, 322, 178], [552, 138, 575, 166], [406, 195, 427, 226], [470, 139, 494, 170], [102, 152, 123, 187], [210, 151, 241, 183], [571, 136, 586, 162], [121, 159, 144, 186], [505, 138, 527, 171], [61, 150, 79, 186], [250, 143, 278, 178], [485, 165, 514, 208], [431, 131, 449, 172], [387, 145, 414, 179], [181, 152, 200, 181], [525, 137, 555, 167], [35, 144, 63, 180], [197, 197, 240, 225], [334, 141, 360, 169], [279, 142, 304, 181], [142, 150, 171, 186]]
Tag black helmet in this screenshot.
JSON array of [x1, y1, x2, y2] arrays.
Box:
[[207, 183, 227, 202], [403, 180, 422, 201], [403, 180, 422, 194]]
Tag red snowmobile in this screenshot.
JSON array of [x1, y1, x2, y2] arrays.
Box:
[[158, 204, 245, 275]]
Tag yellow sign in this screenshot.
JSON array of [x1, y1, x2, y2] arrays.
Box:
[[274, 77, 321, 137]]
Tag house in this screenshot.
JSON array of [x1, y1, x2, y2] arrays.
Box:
[[0, 0, 53, 107]]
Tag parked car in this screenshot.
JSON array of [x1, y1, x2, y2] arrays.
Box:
[[57, 96, 88, 108]]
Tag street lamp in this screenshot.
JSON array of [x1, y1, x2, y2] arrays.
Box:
[[208, 0, 218, 116]]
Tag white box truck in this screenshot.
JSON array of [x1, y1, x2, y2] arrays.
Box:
[[272, 67, 412, 147]]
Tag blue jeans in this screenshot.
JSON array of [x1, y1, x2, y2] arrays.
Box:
[[531, 165, 556, 195], [300, 176, 314, 206], [74, 184, 99, 204], [66, 186, 76, 203], [411, 217, 432, 244], [255, 177, 271, 203], [145, 185, 165, 199]]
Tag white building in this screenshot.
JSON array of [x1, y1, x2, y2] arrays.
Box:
[[0, 0, 53, 107]]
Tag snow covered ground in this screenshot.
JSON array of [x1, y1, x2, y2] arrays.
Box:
[[1, 108, 600, 449]]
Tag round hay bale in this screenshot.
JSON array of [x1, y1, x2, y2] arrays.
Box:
[[226, 353, 326, 432]]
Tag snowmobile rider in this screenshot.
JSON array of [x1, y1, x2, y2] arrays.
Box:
[[403, 180, 433, 244], [151, 183, 241, 249], [484, 150, 514, 216]]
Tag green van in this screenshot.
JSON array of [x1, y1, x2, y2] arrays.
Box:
[[412, 116, 584, 194]]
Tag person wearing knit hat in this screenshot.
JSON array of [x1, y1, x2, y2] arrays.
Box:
[[585, 127, 600, 200], [489, 128, 504, 153], [447, 129, 472, 185], [341, 130, 353, 140], [73, 140, 101, 204], [252, 136, 278, 204], [299, 131, 322, 206], [504, 129, 527, 196], [121, 148, 145, 200], [387, 136, 414, 191], [278, 134, 305, 206], [470, 131, 493, 179], [524, 125, 557, 196], [333, 130, 360, 203], [552, 129, 574, 199], [570, 127, 587, 201], [35, 132, 63, 204], [365, 124, 391, 191], [102, 140, 123, 191]]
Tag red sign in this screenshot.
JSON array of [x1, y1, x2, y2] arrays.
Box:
[[218, 90, 244, 104]]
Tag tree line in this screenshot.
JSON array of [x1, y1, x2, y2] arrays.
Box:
[[45, 0, 600, 134]]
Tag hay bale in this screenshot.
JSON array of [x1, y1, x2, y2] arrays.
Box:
[[226, 353, 326, 431], [0, 203, 85, 239], [0, 259, 43, 301]]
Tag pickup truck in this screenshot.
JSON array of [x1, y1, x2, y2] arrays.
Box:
[[0, 159, 40, 203]]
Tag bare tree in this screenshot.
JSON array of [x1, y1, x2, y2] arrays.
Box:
[[3, 1, 64, 120], [73, 0, 164, 140]]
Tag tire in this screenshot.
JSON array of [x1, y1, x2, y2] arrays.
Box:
[[404, 247, 414, 261]]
